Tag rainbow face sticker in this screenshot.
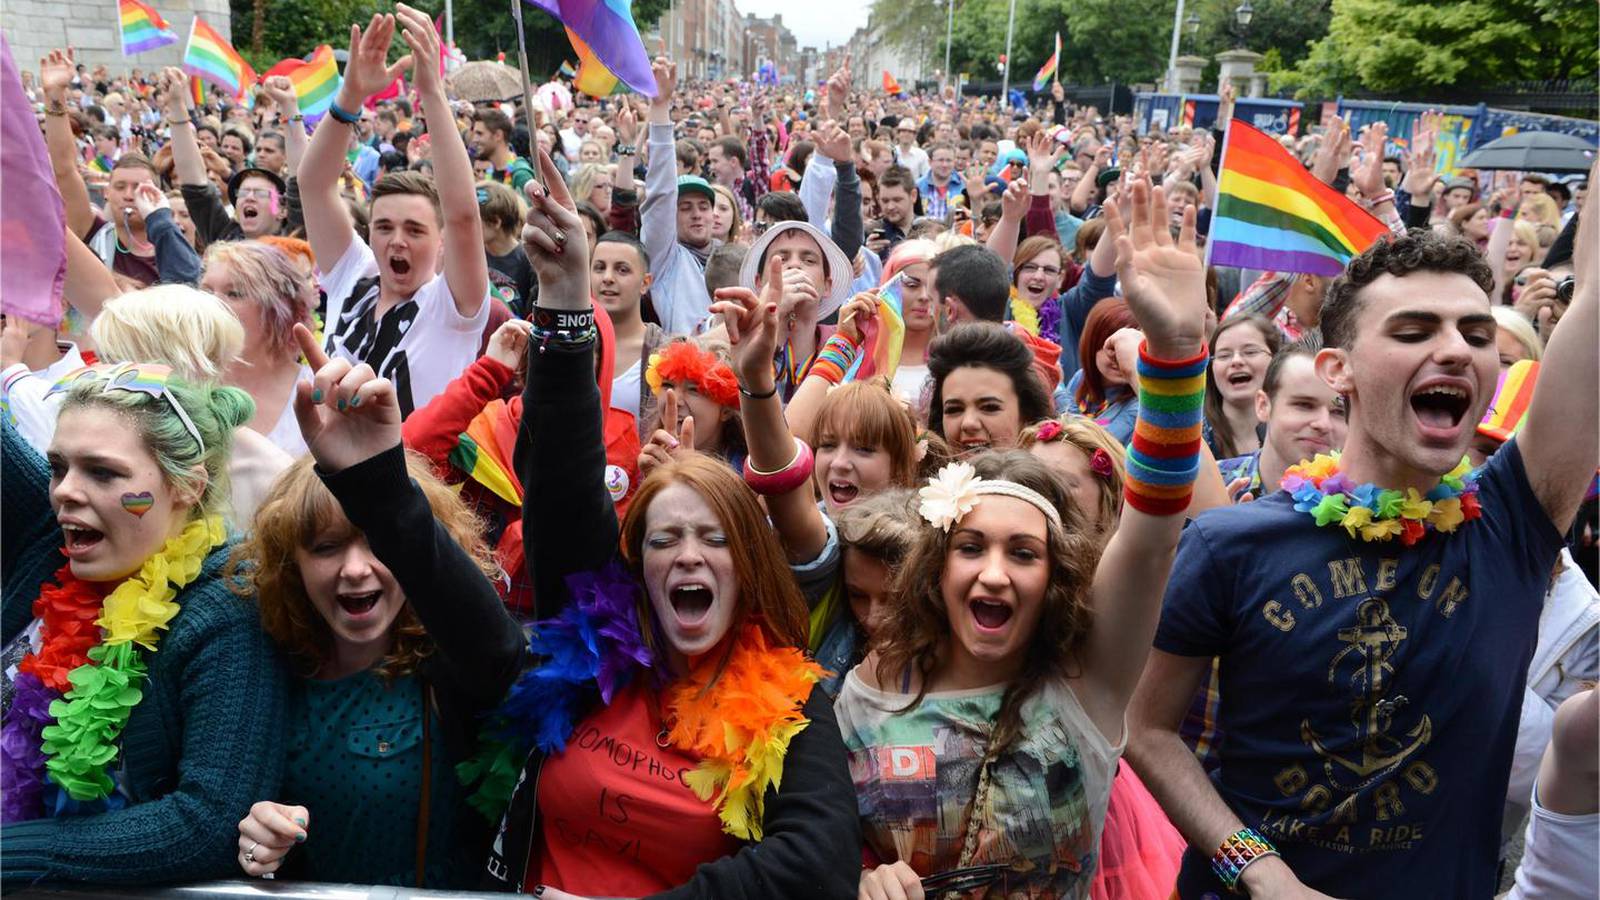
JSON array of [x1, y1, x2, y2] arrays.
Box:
[[121, 491, 155, 517]]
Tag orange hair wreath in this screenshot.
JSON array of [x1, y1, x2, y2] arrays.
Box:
[[644, 341, 741, 408]]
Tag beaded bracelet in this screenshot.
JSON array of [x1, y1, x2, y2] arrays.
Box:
[[742, 437, 815, 496], [1211, 827, 1279, 893], [1123, 340, 1207, 517], [808, 333, 863, 386]]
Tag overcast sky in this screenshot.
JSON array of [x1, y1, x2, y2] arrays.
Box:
[[734, 0, 870, 50]]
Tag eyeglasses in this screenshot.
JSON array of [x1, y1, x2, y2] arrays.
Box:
[[235, 187, 277, 201], [1213, 346, 1271, 363], [1017, 263, 1062, 278], [750, 220, 772, 236], [47, 363, 205, 452]]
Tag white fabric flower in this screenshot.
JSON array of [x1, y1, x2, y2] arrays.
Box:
[[918, 461, 982, 532]]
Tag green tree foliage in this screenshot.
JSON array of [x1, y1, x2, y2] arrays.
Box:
[[1280, 0, 1599, 97], [231, 0, 669, 80], [871, 0, 1328, 88]]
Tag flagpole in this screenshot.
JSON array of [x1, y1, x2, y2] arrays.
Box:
[[1202, 117, 1233, 272], [510, 0, 543, 188], [1000, 0, 1015, 101], [1052, 32, 1060, 86], [445, 0, 454, 46]]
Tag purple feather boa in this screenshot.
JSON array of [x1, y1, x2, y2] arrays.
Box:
[[2, 672, 55, 823]]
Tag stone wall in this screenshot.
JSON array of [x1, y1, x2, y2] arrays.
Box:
[[3, 0, 233, 74]]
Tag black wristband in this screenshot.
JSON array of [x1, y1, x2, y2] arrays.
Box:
[[532, 305, 595, 334], [739, 382, 778, 400]]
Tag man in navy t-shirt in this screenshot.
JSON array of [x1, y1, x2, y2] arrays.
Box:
[[1127, 199, 1598, 899]]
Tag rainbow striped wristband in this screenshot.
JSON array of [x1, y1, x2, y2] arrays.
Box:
[[1125, 341, 1207, 516], [807, 333, 863, 386]]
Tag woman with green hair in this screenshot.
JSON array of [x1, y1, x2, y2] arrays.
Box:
[[1, 363, 288, 886]]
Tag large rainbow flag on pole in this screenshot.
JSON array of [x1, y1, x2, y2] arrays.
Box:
[[522, 0, 655, 98], [183, 16, 255, 99], [119, 0, 179, 56], [1209, 120, 1389, 276], [1031, 32, 1060, 92], [261, 45, 340, 121]]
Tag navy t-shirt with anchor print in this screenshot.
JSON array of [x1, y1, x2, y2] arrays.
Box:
[[1154, 440, 1562, 898]]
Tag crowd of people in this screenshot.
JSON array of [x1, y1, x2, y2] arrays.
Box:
[[2, 6, 1597, 898]]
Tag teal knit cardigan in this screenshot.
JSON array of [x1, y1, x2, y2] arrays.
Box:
[[2, 422, 289, 887]]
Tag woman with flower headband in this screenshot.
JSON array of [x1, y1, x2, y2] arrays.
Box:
[[636, 336, 748, 477], [845, 181, 1211, 900], [228, 324, 525, 887], [0, 363, 287, 886], [463, 148, 859, 897], [1020, 415, 1188, 900]]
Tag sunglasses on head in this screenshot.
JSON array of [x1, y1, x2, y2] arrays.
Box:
[[48, 362, 205, 452]]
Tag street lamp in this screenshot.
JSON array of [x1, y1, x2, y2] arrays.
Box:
[[1185, 11, 1200, 36], [1235, 0, 1254, 28]]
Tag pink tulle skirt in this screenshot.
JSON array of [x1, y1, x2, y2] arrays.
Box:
[[1091, 759, 1187, 900]]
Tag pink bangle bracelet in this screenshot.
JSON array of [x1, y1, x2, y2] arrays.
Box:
[[742, 437, 815, 496]]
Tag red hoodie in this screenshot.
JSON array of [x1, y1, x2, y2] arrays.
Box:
[[401, 303, 640, 618]]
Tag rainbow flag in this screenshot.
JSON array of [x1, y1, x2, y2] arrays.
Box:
[[119, 0, 178, 56], [1031, 32, 1060, 93], [190, 74, 204, 107], [523, 0, 655, 97], [846, 274, 907, 383], [1478, 360, 1537, 444], [882, 70, 902, 95], [558, 60, 577, 79], [1210, 120, 1389, 276], [183, 16, 255, 99], [449, 402, 522, 507], [261, 45, 340, 120]]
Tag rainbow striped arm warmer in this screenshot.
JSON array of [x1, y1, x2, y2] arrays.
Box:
[[1125, 341, 1208, 516], [808, 332, 864, 386]]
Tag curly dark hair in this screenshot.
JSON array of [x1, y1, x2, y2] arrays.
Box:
[[927, 322, 1054, 442], [873, 451, 1101, 758], [1321, 230, 1494, 350]]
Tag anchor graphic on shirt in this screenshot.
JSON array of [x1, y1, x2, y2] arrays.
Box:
[[1302, 598, 1432, 793]]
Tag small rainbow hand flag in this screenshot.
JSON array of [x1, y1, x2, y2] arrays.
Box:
[[1032, 32, 1060, 93], [846, 274, 907, 383], [119, 0, 179, 56], [262, 45, 340, 121], [1210, 120, 1389, 276], [523, 0, 655, 98], [183, 15, 255, 99]]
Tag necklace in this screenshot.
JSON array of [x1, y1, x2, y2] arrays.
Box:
[[0, 516, 225, 821], [1280, 453, 1482, 545]]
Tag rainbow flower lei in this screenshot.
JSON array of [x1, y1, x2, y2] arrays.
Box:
[[1280, 453, 1482, 545], [0, 516, 225, 821], [458, 562, 821, 841]]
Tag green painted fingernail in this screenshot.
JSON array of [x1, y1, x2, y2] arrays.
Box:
[[312, 388, 323, 402], [351, 395, 361, 407], [337, 398, 347, 411], [295, 833, 306, 843], [295, 817, 306, 827]]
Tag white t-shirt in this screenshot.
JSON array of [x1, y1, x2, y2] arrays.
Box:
[[896, 145, 930, 181], [262, 364, 312, 460], [320, 240, 490, 418], [1, 343, 88, 452], [611, 359, 642, 422], [1508, 777, 1599, 900], [891, 363, 930, 418]]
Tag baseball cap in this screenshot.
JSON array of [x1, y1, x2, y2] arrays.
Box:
[[676, 175, 716, 203]]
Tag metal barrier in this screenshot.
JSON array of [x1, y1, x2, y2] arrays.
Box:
[[11, 881, 507, 899]]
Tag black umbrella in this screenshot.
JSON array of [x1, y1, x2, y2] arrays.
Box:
[[1458, 131, 1596, 173]]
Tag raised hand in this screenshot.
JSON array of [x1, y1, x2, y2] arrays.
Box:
[[1351, 122, 1388, 200], [1102, 180, 1207, 359], [825, 59, 849, 118], [616, 103, 638, 146], [1026, 131, 1063, 195], [520, 148, 590, 307], [484, 318, 533, 373], [639, 387, 695, 476], [260, 75, 298, 114], [999, 177, 1029, 220], [394, 4, 441, 97], [710, 256, 784, 391], [836, 292, 878, 344], [815, 120, 851, 162], [1402, 111, 1439, 199], [650, 56, 677, 110], [131, 182, 169, 220], [291, 323, 402, 473], [39, 48, 73, 100], [158, 66, 189, 118], [237, 801, 309, 878], [1310, 115, 1348, 186], [342, 14, 413, 103]]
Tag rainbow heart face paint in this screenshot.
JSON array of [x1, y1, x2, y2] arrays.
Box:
[[121, 491, 155, 517]]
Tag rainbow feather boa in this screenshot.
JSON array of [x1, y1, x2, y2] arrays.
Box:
[[459, 562, 821, 841]]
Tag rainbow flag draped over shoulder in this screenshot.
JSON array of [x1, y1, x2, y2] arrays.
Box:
[[262, 45, 340, 121], [1210, 120, 1388, 276], [522, 0, 655, 98], [119, 0, 178, 56], [846, 275, 907, 383], [183, 16, 255, 99], [1032, 32, 1060, 93]]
